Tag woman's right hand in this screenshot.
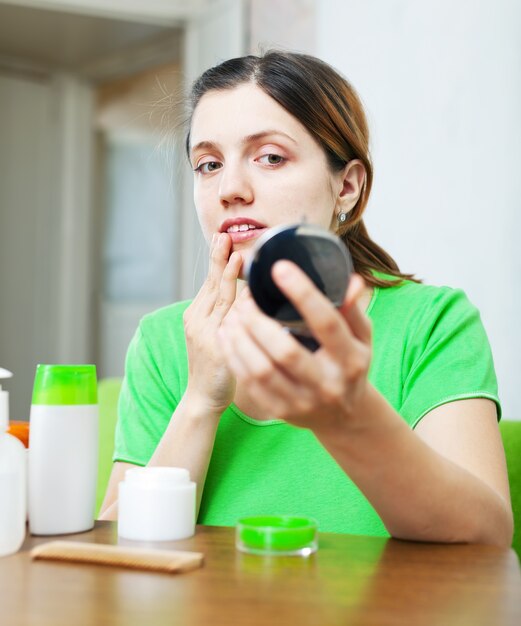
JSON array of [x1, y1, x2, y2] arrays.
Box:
[[183, 233, 243, 416]]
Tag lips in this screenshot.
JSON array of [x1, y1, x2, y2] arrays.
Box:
[[219, 217, 268, 244], [219, 217, 268, 233]]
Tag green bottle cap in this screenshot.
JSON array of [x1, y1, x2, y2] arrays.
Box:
[[32, 364, 98, 406]]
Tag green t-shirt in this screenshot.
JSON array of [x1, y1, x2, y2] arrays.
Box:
[[114, 278, 500, 535]]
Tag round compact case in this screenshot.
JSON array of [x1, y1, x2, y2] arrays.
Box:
[[246, 223, 353, 350]]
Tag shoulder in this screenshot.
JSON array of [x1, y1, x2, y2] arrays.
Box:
[[369, 275, 499, 424], [123, 300, 193, 399], [370, 273, 478, 328], [138, 300, 192, 340], [127, 300, 192, 371], [369, 273, 488, 365]]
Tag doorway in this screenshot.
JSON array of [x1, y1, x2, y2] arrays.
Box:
[[93, 63, 182, 377], [0, 0, 247, 420], [0, 1, 183, 419]]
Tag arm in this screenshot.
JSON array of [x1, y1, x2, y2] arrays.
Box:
[[315, 391, 512, 546], [99, 234, 243, 521], [219, 262, 513, 546], [98, 393, 222, 520]]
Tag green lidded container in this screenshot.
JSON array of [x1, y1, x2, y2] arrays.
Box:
[[32, 364, 97, 406], [236, 515, 318, 556]]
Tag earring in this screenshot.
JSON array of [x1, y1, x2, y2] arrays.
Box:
[[337, 211, 348, 224]]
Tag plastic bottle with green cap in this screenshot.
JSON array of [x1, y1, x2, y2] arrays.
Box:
[[28, 364, 98, 535], [0, 368, 27, 556]]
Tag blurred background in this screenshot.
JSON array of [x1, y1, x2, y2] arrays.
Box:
[[0, 0, 520, 422]]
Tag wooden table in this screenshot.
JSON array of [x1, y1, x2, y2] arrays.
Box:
[[1, 522, 520, 626]]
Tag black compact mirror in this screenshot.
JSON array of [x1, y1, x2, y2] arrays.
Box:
[[245, 224, 353, 350]]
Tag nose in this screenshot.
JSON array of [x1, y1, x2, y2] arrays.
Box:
[[218, 161, 253, 207]]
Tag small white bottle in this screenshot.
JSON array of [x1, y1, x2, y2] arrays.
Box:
[[0, 368, 27, 557], [28, 364, 98, 535]]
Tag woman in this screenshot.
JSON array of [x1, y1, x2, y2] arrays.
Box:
[[100, 51, 512, 546]]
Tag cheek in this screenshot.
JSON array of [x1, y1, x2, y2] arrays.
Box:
[[196, 215, 213, 244], [280, 175, 335, 227], [194, 185, 216, 241], [308, 173, 338, 224]]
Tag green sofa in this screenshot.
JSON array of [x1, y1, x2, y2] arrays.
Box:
[[96, 377, 123, 516], [499, 420, 521, 558]]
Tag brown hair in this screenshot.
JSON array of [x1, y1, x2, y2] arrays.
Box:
[[186, 51, 419, 287]]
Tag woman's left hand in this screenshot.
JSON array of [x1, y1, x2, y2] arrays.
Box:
[[218, 260, 372, 434]]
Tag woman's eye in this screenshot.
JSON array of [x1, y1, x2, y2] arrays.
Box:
[[258, 154, 285, 166], [195, 161, 222, 174]]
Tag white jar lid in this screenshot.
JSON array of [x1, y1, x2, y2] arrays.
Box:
[[124, 466, 190, 488]]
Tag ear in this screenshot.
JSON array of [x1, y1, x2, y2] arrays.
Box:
[[335, 159, 366, 215]]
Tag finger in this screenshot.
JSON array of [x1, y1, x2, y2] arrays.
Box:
[[212, 251, 243, 322], [219, 281, 250, 318], [271, 260, 356, 358], [229, 282, 251, 311], [220, 312, 314, 421], [209, 233, 232, 281], [236, 378, 311, 424], [219, 309, 308, 411], [196, 233, 233, 316], [232, 296, 321, 386], [188, 233, 218, 306], [338, 273, 372, 344], [216, 322, 245, 382], [236, 283, 251, 301], [236, 381, 293, 422]]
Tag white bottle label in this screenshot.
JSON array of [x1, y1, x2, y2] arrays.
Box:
[[28, 404, 98, 535]]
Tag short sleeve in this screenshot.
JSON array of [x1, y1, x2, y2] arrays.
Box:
[[399, 288, 501, 428], [113, 324, 177, 466]]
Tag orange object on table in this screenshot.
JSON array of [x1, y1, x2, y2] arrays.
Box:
[[7, 420, 30, 448]]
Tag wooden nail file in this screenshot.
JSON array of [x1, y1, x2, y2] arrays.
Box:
[[31, 540, 204, 574]]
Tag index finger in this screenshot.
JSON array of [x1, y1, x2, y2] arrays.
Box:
[[207, 233, 233, 287], [271, 260, 355, 357], [191, 234, 234, 317]]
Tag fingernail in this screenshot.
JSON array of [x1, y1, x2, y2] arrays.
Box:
[[272, 260, 292, 281]]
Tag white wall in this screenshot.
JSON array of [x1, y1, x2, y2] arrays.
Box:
[[248, 0, 315, 53], [317, 0, 521, 419]]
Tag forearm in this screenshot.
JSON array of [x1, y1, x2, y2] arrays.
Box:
[[147, 392, 222, 513], [98, 500, 118, 521], [99, 393, 221, 522], [315, 385, 513, 547]]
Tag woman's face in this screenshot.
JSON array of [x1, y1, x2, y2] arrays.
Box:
[[189, 83, 344, 260]]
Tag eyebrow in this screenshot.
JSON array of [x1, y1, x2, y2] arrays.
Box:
[[190, 130, 297, 157]]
